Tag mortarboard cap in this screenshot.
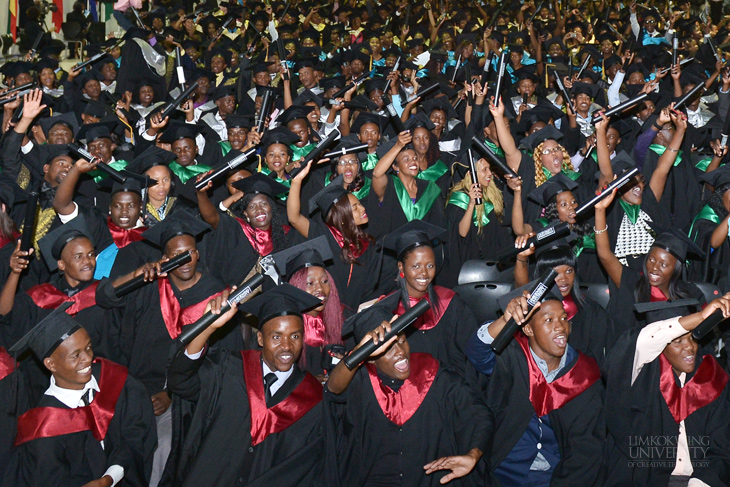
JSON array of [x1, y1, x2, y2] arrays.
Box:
[[404, 112, 436, 132], [239, 283, 322, 327], [272, 235, 333, 279], [308, 175, 349, 216], [225, 114, 255, 129], [571, 81, 600, 99], [633, 298, 700, 323], [382, 220, 446, 259], [232, 172, 289, 198], [158, 121, 203, 143], [259, 126, 300, 148], [9, 302, 81, 359], [527, 173, 579, 206], [77, 120, 117, 144], [699, 164, 730, 190], [519, 125, 564, 151], [142, 210, 211, 248], [649, 222, 705, 261], [38, 215, 94, 270], [278, 105, 315, 126], [343, 293, 401, 342], [39, 112, 79, 139]]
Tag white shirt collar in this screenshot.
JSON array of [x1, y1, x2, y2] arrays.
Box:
[[262, 360, 294, 398], [45, 374, 100, 409]]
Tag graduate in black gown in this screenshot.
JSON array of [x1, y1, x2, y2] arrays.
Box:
[[605, 298, 730, 486], [324, 296, 491, 486], [3, 305, 156, 487], [288, 169, 389, 313], [466, 284, 605, 486], [165, 285, 324, 487]]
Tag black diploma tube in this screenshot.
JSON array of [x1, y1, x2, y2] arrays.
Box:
[[289, 129, 341, 178], [493, 51, 507, 107], [68, 143, 127, 184], [0, 82, 34, 97], [672, 37, 678, 66], [590, 93, 648, 124], [481, 52, 494, 89], [721, 111, 730, 147], [276, 38, 290, 80], [576, 54, 591, 80], [706, 35, 721, 62], [323, 143, 369, 159], [658, 57, 693, 76], [451, 54, 462, 83], [113, 251, 193, 297], [401, 82, 440, 107], [495, 222, 571, 262], [383, 57, 401, 94], [575, 167, 640, 217], [0, 88, 33, 107], [329, 72, 370, 102], [692, 310, 728, 340], [175, 47, 186, 87], [471, 136, 520, 179], [215, 17, 235, 39], [468, 148, 483, 205], [194, 147, 258, 190], [19, 186, 39, 253], [528, 0, 544, 23], [465, 63, 474, 106], [344, 299, 431, 370], [177, 273, 265, 346], [554, 70, 576, 114], [29, 31, 44, 57], [491, 269, 558, 353], [383, 94, 407, 133], [159, 81, 199, 121], [131, 8, 145, 28], [256, 87, 275, 133], [674, 83, 705, 111]]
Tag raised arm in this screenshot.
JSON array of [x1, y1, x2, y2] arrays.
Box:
[[0, 241, 31, 316], [488, 97, 522, 172], [594, 186, 624, 287], [372, 130, 411, 201], [594, 112, 615, 188], [53, 158, 98, 216], [195, 179, 221, 229], [649, 107, 686, 202], [286, 161, 313, 238]]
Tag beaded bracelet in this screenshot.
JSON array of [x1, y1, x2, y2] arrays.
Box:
[[593, 225, 608, 235]]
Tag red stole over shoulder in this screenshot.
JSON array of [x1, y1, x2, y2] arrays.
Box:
[[0, 347, 15, 381], [236, 218, 273, 256], [650, 286, 668, 302], [659, 354, 729, 423], [157, 278, 224, 339], [327, 224, 369, 259], [303, 314, 326, 347], [241, 350, 322, 446], [14, 358, 127, 446], [515, 334, 600, 417], [365, 352, 438, 426], [26, 282, 100, 315], [392, 286, 455, 331], [107, 218, 145, 249]]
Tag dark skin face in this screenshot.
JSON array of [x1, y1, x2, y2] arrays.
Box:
[[287, 119, 311, 147], [523, 300, 571, 372], [358, 122, 381, 152], [257, 316, 304, 372], [393, 149, 420, 179], [254, 71, 271, 86], [243, 194, 273, 229], [227, 127, 249, 151], [171, 138, 197, 167], [15, 72, 33, 86], [411, 127, 431, 157], [216, 95, 236, 115], [226, 169, 250, 195], [645, 247, 677, 295], [298, 67, 315, 88], [373, 333, 410, 380], [87, 137, 114, 164], [44, 328, 94, 391], [369, 88, 385, 111], [555, 191, 578, 224], [100, 62, 116, 82], [164, 234, 201, 288], [39, 67, 55, 88], [621, 177, 644, 205], [138, 85, 154, 106], [265, 143, 290, 177], [44, 155, 73, 187], [663, 333, 699, 376], [196, 76, 211, 97], [336, 154, 360, 185], [303, 266, 330, 314], [429, 109, 446, 135], [57, 237, 96, 288], [554, 264, 575, 297], [48, 124, 73, 145], [210, 55, 227, 74], [637, 101, 655, 122], [397, 247, 436, 299], [606, 127, 621, 153], [83, 80, 101, 100], [109, 191, 142, 230]]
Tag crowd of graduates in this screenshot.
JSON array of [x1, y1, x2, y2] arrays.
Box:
[[4, 0, 730, 485]]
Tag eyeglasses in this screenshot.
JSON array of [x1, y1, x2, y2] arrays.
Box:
[[644, 19, 656, 24], [540, 146, 564, 155], [337, 159, 359, 166]]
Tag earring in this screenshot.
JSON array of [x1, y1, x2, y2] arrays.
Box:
[[399, 272, 404, 278]]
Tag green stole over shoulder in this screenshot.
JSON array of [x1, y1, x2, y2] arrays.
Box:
[[447, 191, 493, 226], [619, 199, 641, 224], [688, 204, 721, 238], [291, 143, 315, 162], [258, 167, 291, 198], [484, 139, 504, 157], [417, 160, 449, 183], [573, 233, 596, 257], [324, 171, 371, 200], [218, 140, 232, 156], [392, 176, 441, 221], [168, 162, 212, 184], [542, 167, 581, 181], [89, 160, 128, 184], [649, 144, 683, 166], [362, 152, 379, 171]]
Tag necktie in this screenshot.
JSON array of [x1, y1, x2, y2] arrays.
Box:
[[81, 389, 92, 407], [264, 373, 278, 403]]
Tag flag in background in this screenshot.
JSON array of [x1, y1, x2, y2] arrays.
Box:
[[52, 0, 64, 32], [9, 0, 17, 41], [89, 0, 99, 21]]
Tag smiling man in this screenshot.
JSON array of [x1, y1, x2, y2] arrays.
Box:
[[4, 304, 156, 487], [466, 283, 604, 486], [165, 284, 324, 486]]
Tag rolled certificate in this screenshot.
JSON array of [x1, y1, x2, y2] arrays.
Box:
[[323, 143, 369, 159], [256, 87, 275, 133], [494, 222, 571, 262], [0, 88, 34, 107], [553, 70, 575, 114], [329, 72, 370, 101], [194, 147, 258, 191], [674, 83, 705, 111], [493, 51, 507, 107], [68, 143, 127, 184], [468, 148, 483, 205], [491, 269, 558, 353], [451, 54, 462, 83], [288, 129, 342, 179], [401, 82, 440, 107], [576, 54, 592, 80], [344, 299, 431, 370], [471, 135, 520, 179], [113, 251, 193, 297], [575, 167, 640, 217], [176, 273, 265, 346], [590, 93, 648, 124], [383, 57, 401, 94], [19, 184, 39, 253], [159, 81, 199, 121], [692, 310, 728, 340]]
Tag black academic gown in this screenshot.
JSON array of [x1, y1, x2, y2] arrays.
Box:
[[0, 348, 28, 481], [3, 359, 157, 487], [688, 206, 729, 283], [567, 295, 613, 367], [605, 328, 730, 486], [484, 340, 605, 486], [322, 353, 490, 487], [164, 349, 323, 487]]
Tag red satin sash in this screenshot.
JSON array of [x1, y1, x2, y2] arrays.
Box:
[[650, 286, 668, 302], [236, 218, 274, 256], [327, 224, 369, 259], [241, 350, 322, 446], [562, 293, 578, 320], [14, 358, 128, 446], [659, 354, 729, 423], [26, 282, 100, 315], [157, 278, 224, 339], [107, 218, 145, 249], [0, 347, 15, 381], [303, 314, 326, 347], [366, 352, 438, 426], [391, 286, 455, 331], [515, 334, 600, 417]]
